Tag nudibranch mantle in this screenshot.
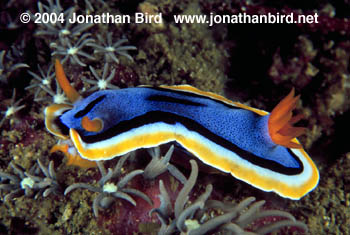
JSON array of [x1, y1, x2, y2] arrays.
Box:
[[45, 60, 319, 200]]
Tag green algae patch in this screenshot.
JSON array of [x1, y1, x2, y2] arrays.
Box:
[[138, 222, 160, 234], [132, 1, 228, 94]]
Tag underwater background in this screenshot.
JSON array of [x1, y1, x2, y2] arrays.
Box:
[[0, 0, 349, 234]]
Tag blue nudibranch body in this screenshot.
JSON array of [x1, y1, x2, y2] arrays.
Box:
[[45, 60, 319, 200]]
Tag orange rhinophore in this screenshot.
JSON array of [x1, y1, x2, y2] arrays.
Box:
[[54, 59, 81, 103]]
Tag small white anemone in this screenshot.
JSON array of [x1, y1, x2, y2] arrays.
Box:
[[60, 29, 71, 36], [37, 78, 69, 104], [86, 33, 136, 63], [105, 46, 115, 52], [5, 107, 16, 117], [185, 219, 200, 231], [0, 89, 25, 127], [67, 47, 78, 55], [97, 79, 108, 90], [51, 33, 95, 67], [53, 92, 67, 104], [20, 177, 35, 189], [103, 182, 118, 193], [42, 78, 50, 86], [81, 63, 118, 92]]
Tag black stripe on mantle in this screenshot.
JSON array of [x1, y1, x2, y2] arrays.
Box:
[[79, 110, 303, 175]]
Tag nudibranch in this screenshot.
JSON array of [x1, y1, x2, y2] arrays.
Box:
[[45, 60, 319, 199]]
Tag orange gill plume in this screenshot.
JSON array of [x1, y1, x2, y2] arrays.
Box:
[[268, 88, 306, 149]]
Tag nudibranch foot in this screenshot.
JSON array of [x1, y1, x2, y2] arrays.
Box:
[[50, 139, 97, 168]]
